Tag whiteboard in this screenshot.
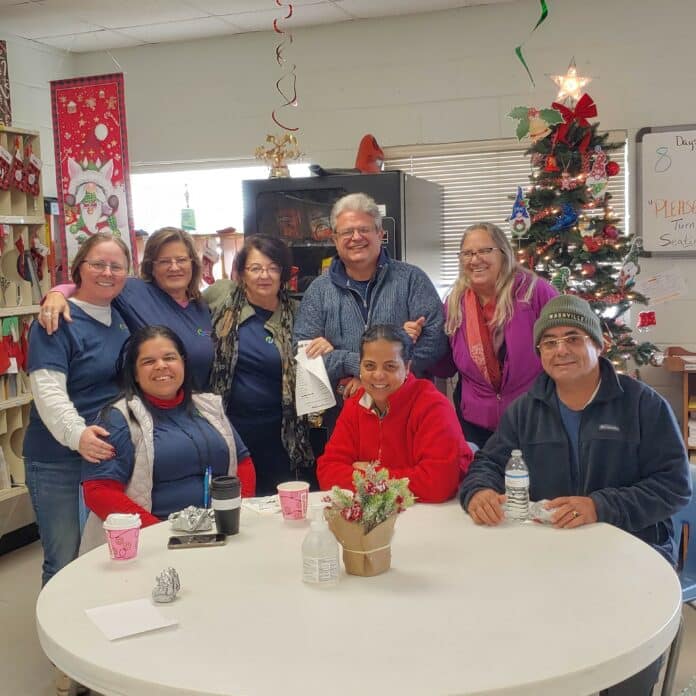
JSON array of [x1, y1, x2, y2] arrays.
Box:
[[639, 126, 696, 252]]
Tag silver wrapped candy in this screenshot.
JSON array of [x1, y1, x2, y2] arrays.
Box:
[[168, 506, 214, 532], [152, 567, 181, 603]]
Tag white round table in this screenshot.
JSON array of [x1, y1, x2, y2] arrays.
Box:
[[36, 498, 681, 696]]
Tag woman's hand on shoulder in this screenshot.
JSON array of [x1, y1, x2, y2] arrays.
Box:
[[38, 292, 72, 335], [79, 425, 116, 463]]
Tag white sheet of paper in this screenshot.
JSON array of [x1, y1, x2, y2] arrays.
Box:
[[295, 340, 336, 417], [633, 269, 687, 305], [85, 598, 178, 641]]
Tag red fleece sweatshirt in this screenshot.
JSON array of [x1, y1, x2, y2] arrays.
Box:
[[317, 374, 471, 503]]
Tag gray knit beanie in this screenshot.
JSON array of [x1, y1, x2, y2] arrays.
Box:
[[533, 295, 603, 350]]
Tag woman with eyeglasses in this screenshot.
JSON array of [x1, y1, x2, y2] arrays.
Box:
[[39, 227, 214, 391], [437, 222, 557, 448], [205, 235, 315, 495], [24, 233, 131, 585]]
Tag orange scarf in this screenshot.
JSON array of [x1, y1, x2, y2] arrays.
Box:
[[464, 289, 501, 391]]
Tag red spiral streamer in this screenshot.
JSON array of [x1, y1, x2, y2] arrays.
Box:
[[272, 0, 299, 132]]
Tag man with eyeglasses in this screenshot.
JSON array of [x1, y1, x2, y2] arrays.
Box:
[[294, 192, 447, 406], [459, 294, 690, 694]]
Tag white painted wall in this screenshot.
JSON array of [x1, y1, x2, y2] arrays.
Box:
[[10, 0, 695, 411], [2, 35, 76, 197]]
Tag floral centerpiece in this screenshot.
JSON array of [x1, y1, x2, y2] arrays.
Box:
[[323, 464, 414, 576]]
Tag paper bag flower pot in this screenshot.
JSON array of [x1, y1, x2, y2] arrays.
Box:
[[327, 513, 397, 577]]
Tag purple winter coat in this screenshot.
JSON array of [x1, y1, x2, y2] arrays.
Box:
[[438, 272, 558, 432]]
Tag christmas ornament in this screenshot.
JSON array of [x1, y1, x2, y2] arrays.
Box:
[[606, 161, 620, 177], [272, 0, 299, 132], [551, 58, 592, 104], [551, 266, 571, 292], [9, 138, 24, 192], [508, 106, 562, 141], [618, 237, 642, 289], [602, 224, 619, 239], [544, 155, 560, 172], [560, 172, 572, 190], [586, 145, 609, 200], [649, 350, 665, 367], [582, 235, 603, 253], [549, 203, 578, 231], [581, 262, 596, 277], [551, 93, 597, 148], [0, 145, 11, 190], [508, 186, 531, 238], [255, 132, 301, 178], [514, 0, 550, 86], [181, 184, 195, 231], [23, 145, 42, 197], [637, 311, 656, 332]]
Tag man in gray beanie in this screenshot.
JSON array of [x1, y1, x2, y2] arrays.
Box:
[[459, 294, 690, 695]]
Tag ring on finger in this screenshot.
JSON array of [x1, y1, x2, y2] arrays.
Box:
[[572, 510, 580, 519]]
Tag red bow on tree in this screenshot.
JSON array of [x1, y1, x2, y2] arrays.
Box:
[[552, 93, 598, 151]]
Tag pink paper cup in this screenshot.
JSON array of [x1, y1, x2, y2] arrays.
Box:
[[277, 481, 310, 520], [103, 513, 142, 560]]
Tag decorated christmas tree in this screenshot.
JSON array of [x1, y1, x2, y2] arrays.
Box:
[[507, 62, 656, 373]]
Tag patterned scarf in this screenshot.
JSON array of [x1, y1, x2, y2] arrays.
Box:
[[464, 288, 501, 391], [209, 282, 314, 473]]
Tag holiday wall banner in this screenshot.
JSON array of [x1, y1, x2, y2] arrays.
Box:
[[0, 41, 10, 126], [50, 73, 135, 271]]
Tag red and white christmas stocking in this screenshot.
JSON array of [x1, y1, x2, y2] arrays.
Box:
[[9, 138, 25, 193], [31, 236, 49, 281], [24, 146, 42, 197], [0, 145, 12, 190]]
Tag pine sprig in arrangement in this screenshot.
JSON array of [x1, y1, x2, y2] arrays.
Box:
[[324, 464, 414, 534]]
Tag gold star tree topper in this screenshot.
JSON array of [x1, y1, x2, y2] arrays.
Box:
[[551, 59, 591, 105]]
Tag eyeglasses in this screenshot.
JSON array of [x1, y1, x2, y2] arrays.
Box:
[[83, 260, 127, 275], [460, 247, 500, 261], [154, 257, 192, 269], [334, 226, 376, 240], [244, 264, 282, 277], [537, 334, 593, 353]]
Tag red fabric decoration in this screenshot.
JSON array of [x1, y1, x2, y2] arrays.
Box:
[[606, 161, 620, 177], [23, 145, 41, 197], [9, 138, 24, 192], [355, 134, 384, 173], [0, 145, 11, 190], [552, 93, 598, 146]]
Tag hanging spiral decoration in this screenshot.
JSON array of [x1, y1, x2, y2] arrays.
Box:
[[272, 0, 299, 132]]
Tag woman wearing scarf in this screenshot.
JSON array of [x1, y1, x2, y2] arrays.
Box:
[[206, 235, 315, 495], [438, 223, 557, 448]]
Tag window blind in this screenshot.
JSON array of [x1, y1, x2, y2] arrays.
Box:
[[384, 135, 627, 290]]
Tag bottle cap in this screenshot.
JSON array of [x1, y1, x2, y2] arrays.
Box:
[[511, 449, 522, 457]]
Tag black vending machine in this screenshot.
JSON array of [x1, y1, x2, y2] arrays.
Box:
[[242, 171, 443, 294]]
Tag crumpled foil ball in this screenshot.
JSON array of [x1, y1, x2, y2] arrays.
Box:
[[168, 506, 214, 533], [152, 567, 181, 603]]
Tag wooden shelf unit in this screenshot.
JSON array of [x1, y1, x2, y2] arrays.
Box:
[[0, 125, 50, 539], [663, 346, 696, 454]]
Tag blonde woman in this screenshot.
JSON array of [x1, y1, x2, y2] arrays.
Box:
[[438, 222, 557, 447]]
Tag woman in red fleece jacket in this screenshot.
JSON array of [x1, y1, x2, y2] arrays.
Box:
[[317, 324, 472, 502]]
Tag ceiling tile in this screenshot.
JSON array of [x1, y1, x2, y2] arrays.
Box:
[[0, 3, 101, 39], [337, 0, 471, 18], [117, 15, 237, 44], [185, 0, 329, 13], [38, 29, 143, 52], [220, 2, 349, 32], [46, 0, 209, 29]]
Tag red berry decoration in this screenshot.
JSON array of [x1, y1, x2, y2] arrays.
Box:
[[606, 161, 620, 177], [581, 262, 596, 277]]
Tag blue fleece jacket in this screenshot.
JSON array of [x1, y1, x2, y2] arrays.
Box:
[[459, 357, 691, 562], [293, 251, 447, 385]]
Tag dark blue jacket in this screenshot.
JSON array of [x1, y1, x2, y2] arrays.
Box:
[[293, 250, 446, 385], [459, 357, 691, 562]]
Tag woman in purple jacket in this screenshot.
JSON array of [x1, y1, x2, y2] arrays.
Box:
[[439, 222, 557, 447]]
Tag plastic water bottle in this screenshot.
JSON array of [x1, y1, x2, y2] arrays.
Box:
[[505, 449, 529, 521], [302, 507, 339, 586]]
